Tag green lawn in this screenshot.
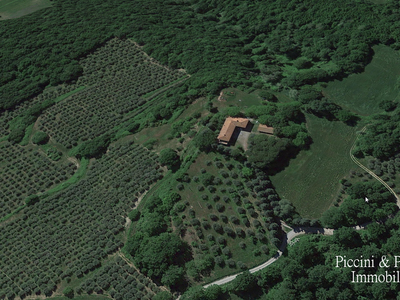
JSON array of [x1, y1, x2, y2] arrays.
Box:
[[271, 114, 360, 219], [0, 0, 52, 19], [323, 45, 400, 116]]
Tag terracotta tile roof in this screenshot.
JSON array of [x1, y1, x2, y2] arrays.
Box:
[[258, 124, 274, 134], [217, 117, 249, 143]]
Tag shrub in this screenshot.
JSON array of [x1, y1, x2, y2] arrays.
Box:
[[173, 202, 186, 213], [222, 247, 231, 257], [224, 227, 235, 237], [213, 223, 223, 233], [253, 220, 261, 228], [227, 259, 236, 268], [217, 236, 226, 245], [215, 161, 224, 168], [230, 216, 240, 224], [261, 245, 269, 255], [8, 127, 25, 144], [213, 177, 222, 185], [25, 194, 40, 206], [219, 170, 229, 178], [220, 214, 228, 223], [207, 185, 216, 193], [246, 229, 255, 236], [237, 261, 247, 270], [216, 203, 225, 212], [202, 221, 210, 229], [210, 245, 221, 255], [209, 214, 218, 221], [63, 287, 74, 298], [237, 207, 246, 214], [32, 131, 49, 145], [230, 171, 238, 178], [215, 256, 225, 267], [201, 173, 214, 185], [190, 219, 200, 227], [128, 210, 141, 221]]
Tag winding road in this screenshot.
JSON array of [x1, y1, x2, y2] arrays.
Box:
[[203, 125, 400, 289]]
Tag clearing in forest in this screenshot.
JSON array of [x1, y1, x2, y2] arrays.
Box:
[[271, 114, 359, 219], [323, 45, 400, 116], [0, 0, 52, 20]]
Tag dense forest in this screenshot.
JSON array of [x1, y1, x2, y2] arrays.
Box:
[[3, 0, 400, 111]]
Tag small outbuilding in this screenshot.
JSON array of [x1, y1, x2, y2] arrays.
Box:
[[258, 124, 274, 135]]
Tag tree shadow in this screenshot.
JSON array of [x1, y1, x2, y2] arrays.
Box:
[[266, 141, 313, 176]]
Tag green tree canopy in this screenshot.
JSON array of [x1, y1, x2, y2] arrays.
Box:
[[159, 148, 180, 169], [153, 291, 174, 300], [161, 265, 185, 288], [130, 233, 192, 280], [247, 134, 291, 169], [32, 131, 49, 145], [193, 127, 216, 152], [230, 271, 257, 294]]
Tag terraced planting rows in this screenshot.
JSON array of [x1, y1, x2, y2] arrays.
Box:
[[0, 85, 74, 139], [0, 141, 77, 219], [37, 38, 186, 149], [0, 141, 161, 299], [77, 256, 161, 300]]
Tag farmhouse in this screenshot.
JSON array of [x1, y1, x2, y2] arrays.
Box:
[[258, 124, 274, 135], [217, 117, 249, 145]]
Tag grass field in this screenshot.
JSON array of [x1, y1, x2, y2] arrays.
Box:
[[215, 88, 262, 109], [0, 0, 52, 19], [323, 45, 400, 116], [271, 114, 360, 219]]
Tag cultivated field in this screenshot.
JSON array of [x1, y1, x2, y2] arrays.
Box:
[[0, 141, 77, 219], [271, 114, 359, 219], [37, 38, 187, 149], [178, 152, 279, 282], [323, 45, 400, 116], [0, 0, 51, 19], [0, 37, 193, 299], [0, 140, 161, 299]]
